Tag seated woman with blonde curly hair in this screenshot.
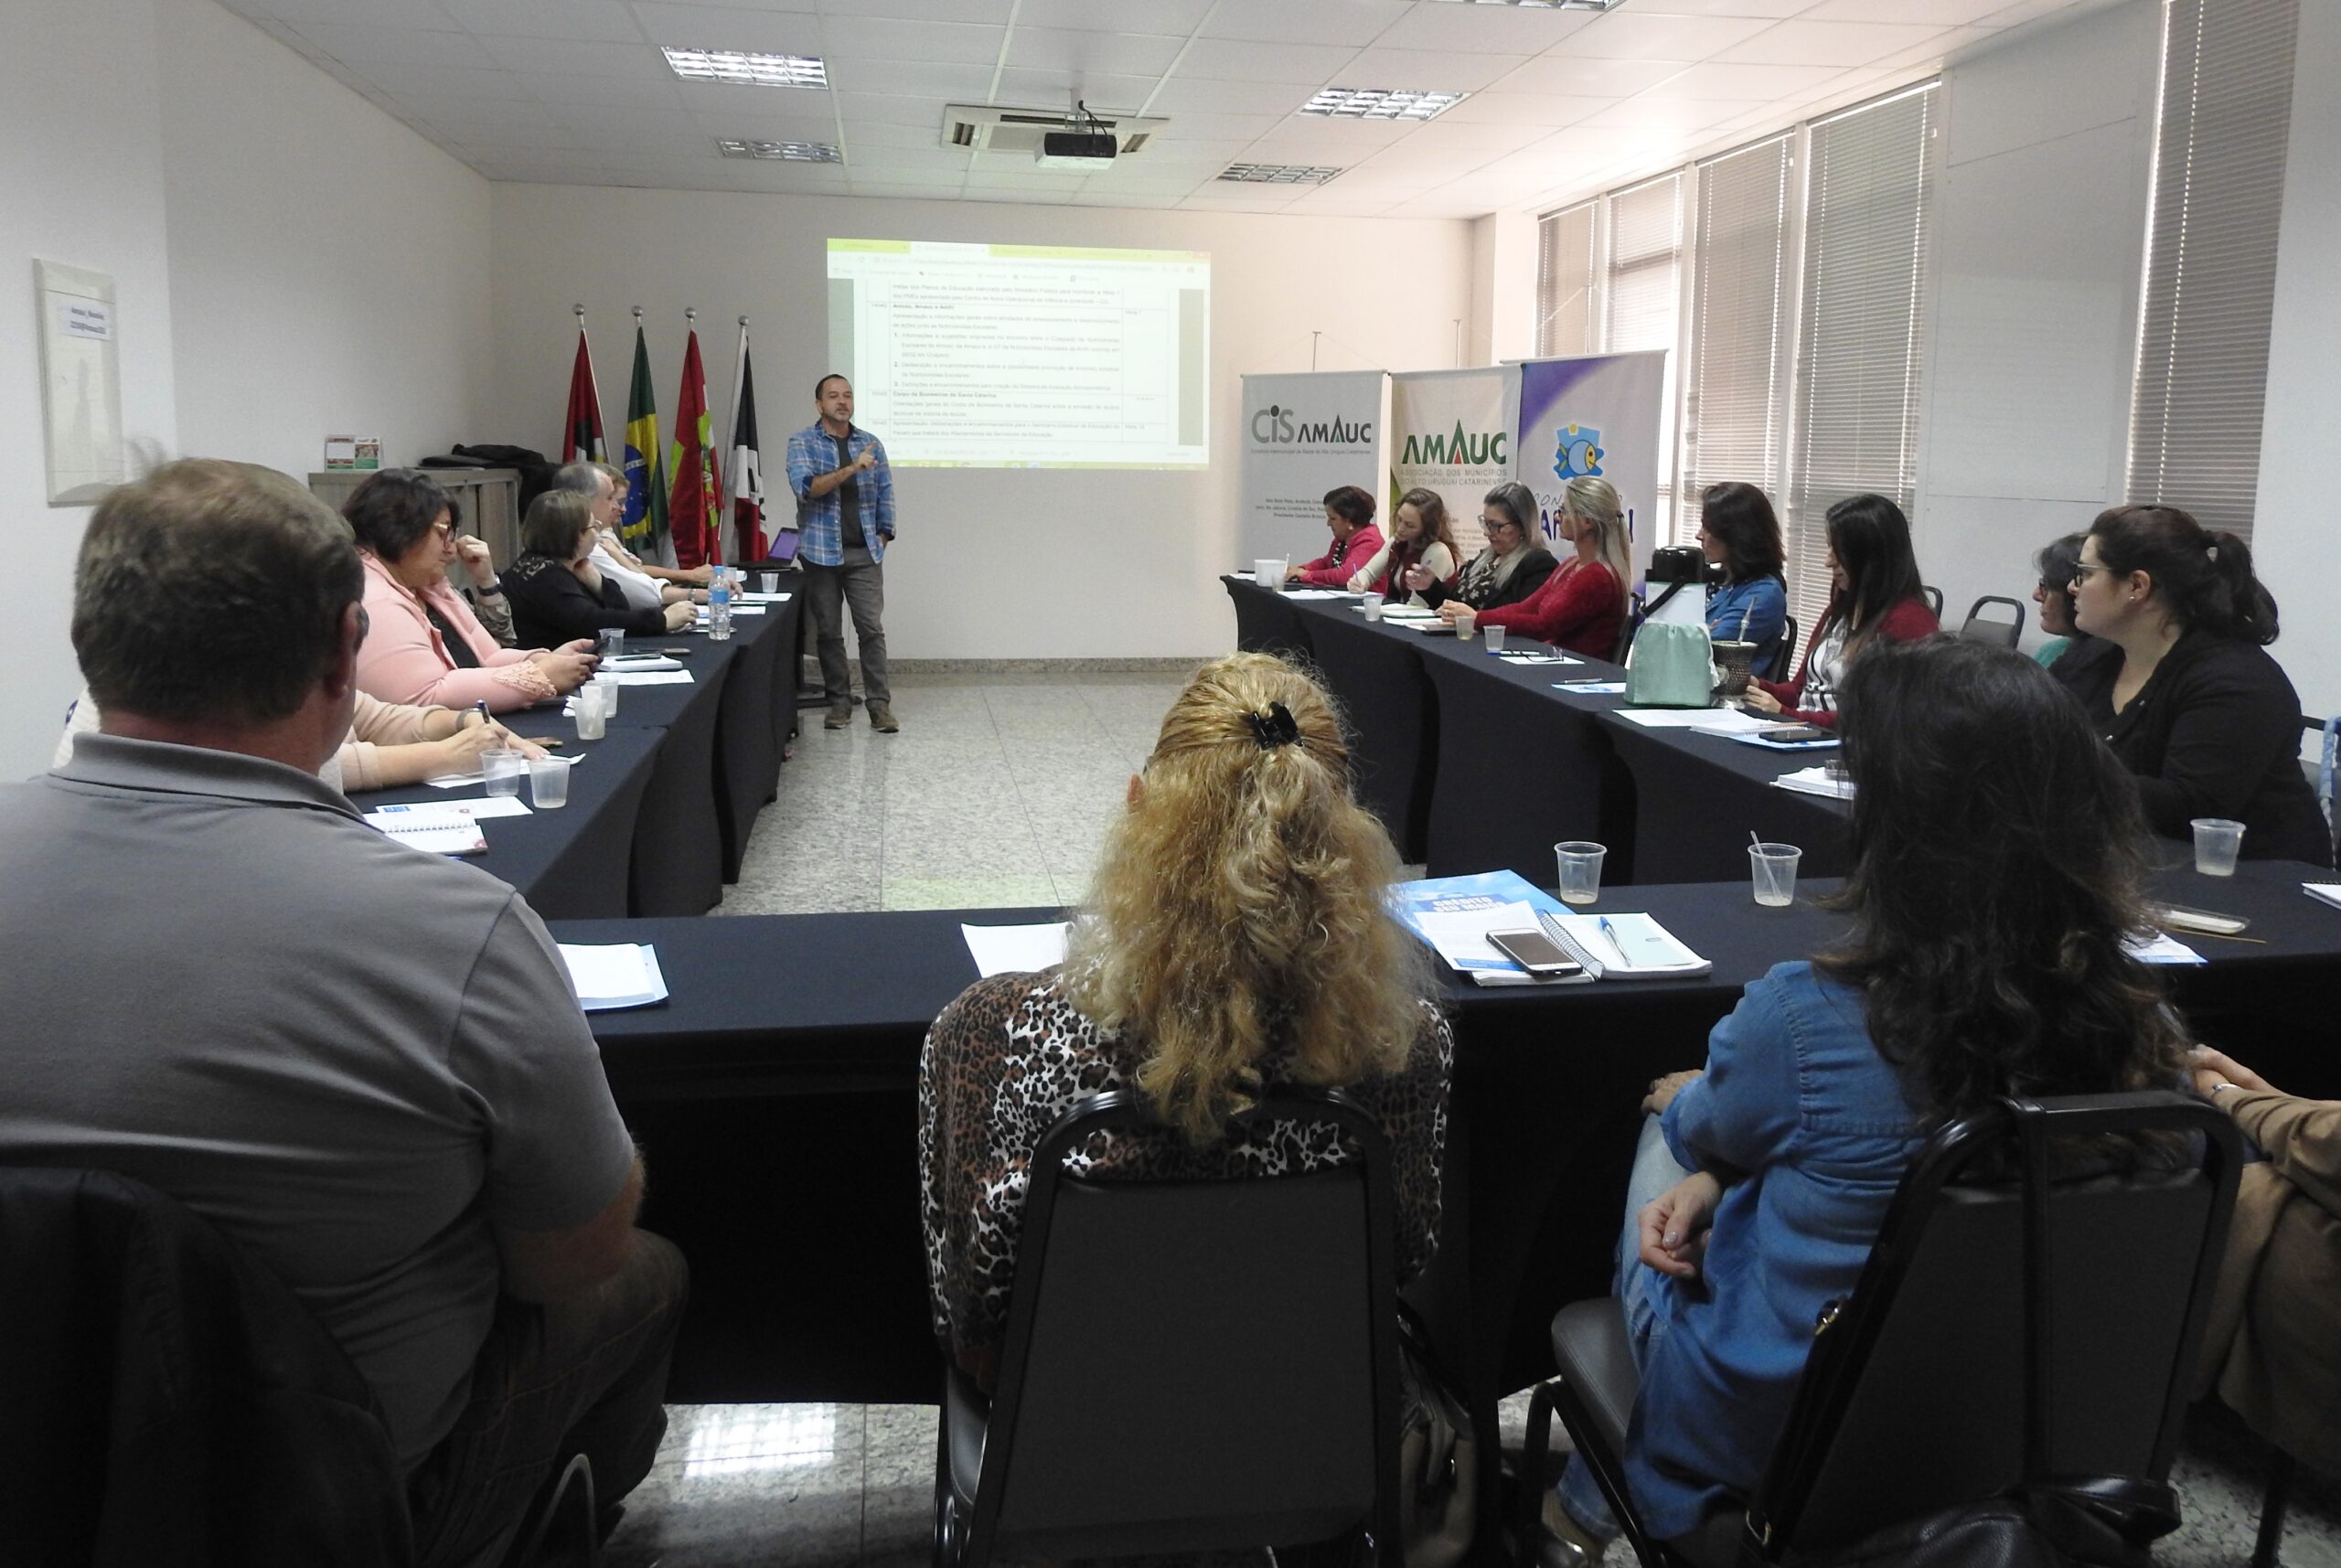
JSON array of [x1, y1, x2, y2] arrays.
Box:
[[918, 651, 1454, 1389]]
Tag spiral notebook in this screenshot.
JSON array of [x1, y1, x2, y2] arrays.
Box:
[[361, 810, 487, 856]]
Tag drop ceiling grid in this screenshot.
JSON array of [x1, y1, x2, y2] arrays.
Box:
[[217, 0, 2106, 215]]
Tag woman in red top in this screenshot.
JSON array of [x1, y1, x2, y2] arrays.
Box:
[[1747, 493, 1940, 728], [1445, 477, 1630, 659]]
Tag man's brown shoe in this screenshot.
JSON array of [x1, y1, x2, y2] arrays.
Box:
[[824, 704, 852, 730], [868, 701, 900, 733]]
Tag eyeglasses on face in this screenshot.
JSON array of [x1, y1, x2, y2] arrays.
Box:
[[2068, 562, 2115, 583]]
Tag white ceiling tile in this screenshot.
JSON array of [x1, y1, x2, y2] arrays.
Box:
[[1010, 0, 1216, 32], [672, 80, 830, 115], [1563, 11, 1776, 61], [1068, 191, 1184, 208], [547, 104, 702, 138], [1860, 28, 1993, 72], [992, 69, 1160, 112], [847, 180, 969, 198], [1638, 60, 1843, 99], [1117, 137, 1252, 165], [1372, 3, 1598, 56], [539, 74, 692, 108], [287, 21, 481, 67], [594, 143, 729, 171], [1249, 112, 1418, 147], [841, 0, 1016, 20], [1145, 76, 1319, 117], [1005, 27, 1184, 78], [228, 0, 457, 27], [839, 119, 946, 150], [1715, 18, 1944, 66], [1979, 0, 2102, 24], [389, 90, 549, 125], [835, 90, 950, 126], [1491, 55, 1692, 98], [960, 186, 1077, 205], [478, 36, 676, 80], [964, 169, 1092, 189], [1280, 195, 1399, 217], [849, 144, 977, 173], [433, 119, 581, 150], [818, 16, 1005, 65], [824, 59, 995, 98], [1136, 110, 1280, 142], [1169, 37, 1360, 86], [444, 0, 651, 38], [354, 60, 521, 98], [1198, 0, 1410, 48], [626, 3, 821, 53], [1331, 48, 1519, 92], [1579, 95, 1764, 132], [1435, 91, 1608, 128], [1801, 0, 2012, 21], [1081, 172, 1213, 195], [690, 108, 838, 141], [1620, 0, 1820, 15]]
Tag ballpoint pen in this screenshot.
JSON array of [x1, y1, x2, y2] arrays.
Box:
[[1596, 916, 1633, 968]]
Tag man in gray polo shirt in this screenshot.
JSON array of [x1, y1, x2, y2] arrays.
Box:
[[0, 461, 684, 1567]]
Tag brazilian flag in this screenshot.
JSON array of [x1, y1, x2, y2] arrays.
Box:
[[622, 325, 669, 553]]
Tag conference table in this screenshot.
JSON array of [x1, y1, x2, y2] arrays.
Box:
[[555, 855, 2341, 1556], [346, 584, 801, 918], [1224, 576, 1854, 886]]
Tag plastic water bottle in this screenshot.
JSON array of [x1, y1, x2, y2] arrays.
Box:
[[707, 566, 732, 641]]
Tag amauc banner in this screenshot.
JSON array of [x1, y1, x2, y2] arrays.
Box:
[[1237, 371, 1387, 568], [1388, 368, 1514, 540], [1514, 351, 1667, 582]]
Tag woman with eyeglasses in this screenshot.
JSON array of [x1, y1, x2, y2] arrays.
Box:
[[1743, 494, 1939, 728], [348, 469, 598, 711], [1405, 480, 1559, 616], [2031, 531, 2088, 668], [1444, 475, 1631, 659], [2050, 505, 2330, 866]]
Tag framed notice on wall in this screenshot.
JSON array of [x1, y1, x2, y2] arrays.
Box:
[[36, 259, 126, 506]]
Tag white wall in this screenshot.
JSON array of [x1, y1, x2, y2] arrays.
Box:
[[2, 0, 178, 779], [487, 187, 1473, 662], [2249, 0, 2341, 720], [1912, 0, 2161, 645], [1469, 209, 1537, 368], [156, 0, 494, 481]]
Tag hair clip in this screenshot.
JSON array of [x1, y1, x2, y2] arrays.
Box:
[[2205, 544, 2218, 561], [1245, 701, 1300, 750]]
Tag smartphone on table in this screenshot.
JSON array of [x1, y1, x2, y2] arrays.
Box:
[[1488, 928, 1586, 978]]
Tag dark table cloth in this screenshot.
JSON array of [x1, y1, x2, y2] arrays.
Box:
[[1597, 713, 1854, 884], [1223, 574, 1315, 662], [709, 597, 797, 881], [347, 722, 661, 920], [1303, 603, 1443, 861], [600, 631, 736, 916]]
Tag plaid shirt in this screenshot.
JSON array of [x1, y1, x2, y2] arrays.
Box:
[[785, 421, 895, 567]]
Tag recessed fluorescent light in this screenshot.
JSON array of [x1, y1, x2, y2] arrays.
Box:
[[1414, 0, 1624, 8], [1302, 88, 1468, 122], [1220, 164, 1345, 185], [716, 139, 842, 163], [664, 48, 828, 88]]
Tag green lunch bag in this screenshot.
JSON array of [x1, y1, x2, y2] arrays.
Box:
[[1626, 613, 1716, 709]]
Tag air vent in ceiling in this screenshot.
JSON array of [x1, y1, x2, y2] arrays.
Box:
[[942, 104, 1168, 157]]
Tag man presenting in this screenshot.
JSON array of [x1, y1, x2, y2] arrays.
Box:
[[0, 461, 686, 1566], [786, 373, 897, 732]]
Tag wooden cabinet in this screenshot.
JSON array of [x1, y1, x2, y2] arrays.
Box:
[[308, 468, 523, 569]]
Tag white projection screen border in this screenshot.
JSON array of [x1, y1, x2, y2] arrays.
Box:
[[824, 239, 1210, 470]]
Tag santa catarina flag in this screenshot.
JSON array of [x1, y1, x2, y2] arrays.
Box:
[[669, 328, 722, 569], [621, 325, 668, 552], [728, 325, 768, 562], [560, 328, 606, 464]]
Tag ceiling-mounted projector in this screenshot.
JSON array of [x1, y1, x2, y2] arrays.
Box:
[[1036, 130, 1117, 169]]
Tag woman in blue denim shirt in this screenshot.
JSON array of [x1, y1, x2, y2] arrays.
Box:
[[1696, 482, 1789, 667], [1544, 637, 2189, 1564]]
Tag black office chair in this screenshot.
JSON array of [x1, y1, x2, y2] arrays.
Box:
[[1920, 583, 1944, 618], [1957, 595, 2027, 649], [932, 1088, 1405, 1566], [1520, 1092, 2240, 1567], [1612, 591, 1649, 666], [1763, 615, 1798, 684]]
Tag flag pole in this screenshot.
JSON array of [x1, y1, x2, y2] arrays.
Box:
[[719, 314, 748, 501]]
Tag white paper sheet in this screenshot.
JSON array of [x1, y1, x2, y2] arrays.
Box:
[[2125, 931, 2206, 966], [601, 655, 682, 672], [1614, 707, 1772, 732], [425, 754, 580, 787], [604, 669, 696, 687], [960, 922, 1070, 977], [736, 592, 794, 603], [1553, 681, 1628, 695], [370, 796, 531, 822], [2304, 883, 2341, 912], [1771, 765, 1856, 801], [559, 943, 670, 1010], [1411, 901, 1542, 974]]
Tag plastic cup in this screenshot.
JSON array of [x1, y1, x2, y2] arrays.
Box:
[[1453, 608, 1477, 640], [596, 628, 625, 661], [574, 683, 607, 741], [593, 674, 619, 717], [1361, 596, 1384, 623], [2191, 818, 2245, 877], [1554, 841, 1606, 906], [1750, 842, 1802, 907], [481, 747, 525, 798], [758, 571, 779, 594], [1255, 559, 1282, 589], [1484, 624, 1508, 655], [528, 756, 570, 809]]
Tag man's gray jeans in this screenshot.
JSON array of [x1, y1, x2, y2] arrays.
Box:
[[804, 546, 888, 707]]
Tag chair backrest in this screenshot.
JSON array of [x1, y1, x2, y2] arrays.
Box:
[[1766, 615, 1799, 683], [1920, 583, 1943, 618], [1749, 1093, 2239, 1560], [0, 1166, 412, 1567], [1613, 591, 1648, 665], [967, 1089, 1402, 1562], [1957, 594, 2027, 649]]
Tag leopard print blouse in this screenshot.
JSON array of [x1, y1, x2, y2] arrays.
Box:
[[918, 967, 1453, 1384]]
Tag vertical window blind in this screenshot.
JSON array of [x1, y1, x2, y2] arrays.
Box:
[[2127, 0, 2298, 541], [1784, 84, 1939, 639], [1681, 135, 1796, 541], [1537, 200, 1598, 358]]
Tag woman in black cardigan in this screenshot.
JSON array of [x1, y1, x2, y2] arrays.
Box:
[[500, 489, 694, 649], [2053, 505, 2331, 867], [1404, 481, 1559, 613]]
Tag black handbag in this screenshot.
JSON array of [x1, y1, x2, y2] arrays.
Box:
[[1801, 1477, 2177, 1568]]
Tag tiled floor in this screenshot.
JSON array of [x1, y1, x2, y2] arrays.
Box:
[[604, 669, 2340, 1567]]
